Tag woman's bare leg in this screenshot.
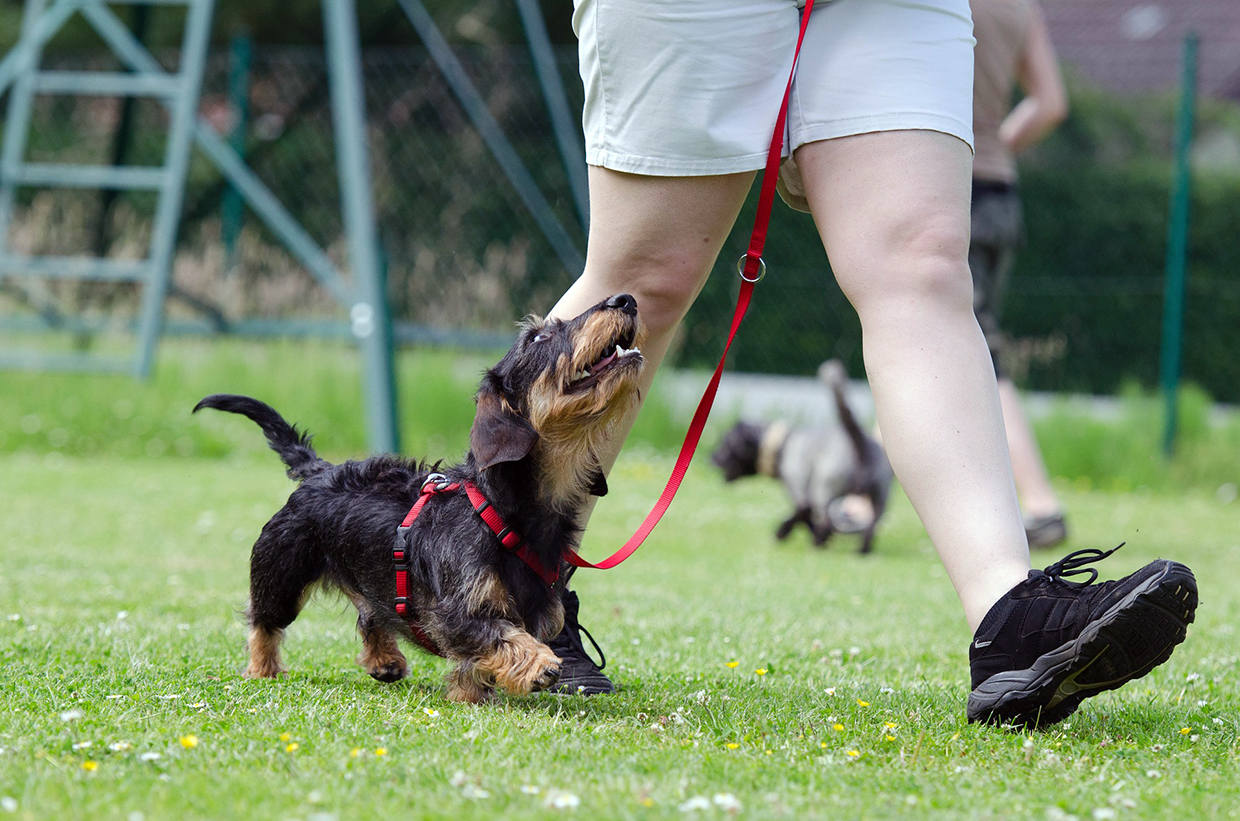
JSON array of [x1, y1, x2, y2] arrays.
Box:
[[550, 167, 755, 483], [796, 130, 1030, 630]]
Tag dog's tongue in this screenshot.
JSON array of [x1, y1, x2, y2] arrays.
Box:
[[590, 349, 617, 374]]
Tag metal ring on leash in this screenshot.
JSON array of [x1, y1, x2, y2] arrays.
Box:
[[737, 253, 766, 283]]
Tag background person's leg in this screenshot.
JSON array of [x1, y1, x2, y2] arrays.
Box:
[[795, 130, 1030, 631], [997, 377, 1062, 522]]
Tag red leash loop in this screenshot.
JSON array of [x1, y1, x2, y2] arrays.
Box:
[[565, 0, 815, 572]]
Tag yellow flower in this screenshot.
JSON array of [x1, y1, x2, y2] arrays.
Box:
[[179, 735, 198, 749], [833, 723, 844, 732], [846, 749, 860, 758], [726, 743, 739, 750], [765, 750, 773, 756], [885, 735, 896, 742], [641, 798, 655, 808], [1180, 727, 1192, 735], [725, 661, 739, 669], [350, 747, 362, 758], [279, 732, 291, 742], [374, 747, 388, 756], [820, 742, 827, 748], [755, 668, 768, 676], [285, 742, 300, 753], [82, 761, 98, 771], [856, 699, 869, 707], [884, 722, 897, 729]]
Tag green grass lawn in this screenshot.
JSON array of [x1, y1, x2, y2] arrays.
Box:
[[2, 445, 1237, 820]]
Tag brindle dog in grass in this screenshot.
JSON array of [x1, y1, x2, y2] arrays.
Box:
[[195, 294, 644, 703]]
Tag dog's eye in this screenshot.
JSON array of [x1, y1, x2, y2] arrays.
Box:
[[531, 333, 548, 344]]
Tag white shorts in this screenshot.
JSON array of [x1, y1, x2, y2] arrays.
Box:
[[573, 0, 975, 207]]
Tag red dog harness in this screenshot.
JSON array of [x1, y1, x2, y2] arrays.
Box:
[[392, 474, 560, 654]]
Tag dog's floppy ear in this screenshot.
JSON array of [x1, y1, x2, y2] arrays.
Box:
[[470, 380, 538, 471]]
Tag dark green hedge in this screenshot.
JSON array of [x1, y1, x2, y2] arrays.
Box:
[[675, 163, 1240, 404]]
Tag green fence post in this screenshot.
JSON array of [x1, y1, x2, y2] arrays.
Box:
[[323, 0, 400, 454], [1159, 31, 1198, 457], [222, 31, 251, 274]]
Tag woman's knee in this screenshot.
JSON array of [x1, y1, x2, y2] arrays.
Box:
[[583, 254, 710, 335], [839, 214, 973, 316]]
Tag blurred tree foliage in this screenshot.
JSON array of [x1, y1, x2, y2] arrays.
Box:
[[677, 76, 1240, 403]]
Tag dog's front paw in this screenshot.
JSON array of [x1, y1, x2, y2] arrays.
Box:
[[476, 632, 563, 696], [532, 659, 562, 691], [368, 660, 410, 683], [357, 646, 410, 683], [446, 663, 495, 704]]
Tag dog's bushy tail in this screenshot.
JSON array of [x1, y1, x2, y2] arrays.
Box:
[[817, 360, 871, 463], [193, 394, 323, 480]]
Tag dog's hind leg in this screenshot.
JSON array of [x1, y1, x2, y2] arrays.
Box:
[[352, 599, 409, 683], [810, 520, 836, 548], [244, 518, 324, 678], [775, 506, 812, 541], [857, 485, 889, 555]]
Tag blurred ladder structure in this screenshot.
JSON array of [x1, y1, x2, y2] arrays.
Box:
[[0, 0, 215, 375], [0, 0, 401, 452]]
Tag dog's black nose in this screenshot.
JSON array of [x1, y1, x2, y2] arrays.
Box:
[[606, 293, 637, 316]]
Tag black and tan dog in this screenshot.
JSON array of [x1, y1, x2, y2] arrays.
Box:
[[710, 360, 892, 554], [194, 294, 644, 703]]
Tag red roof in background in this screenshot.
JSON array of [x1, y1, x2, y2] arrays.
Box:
[[1042, 0, 1240, 99]]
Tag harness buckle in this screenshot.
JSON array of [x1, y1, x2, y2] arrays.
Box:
[[421, 472, 451, 493]]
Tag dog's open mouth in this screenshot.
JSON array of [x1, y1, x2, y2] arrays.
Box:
[[569, 328, 641, 390]]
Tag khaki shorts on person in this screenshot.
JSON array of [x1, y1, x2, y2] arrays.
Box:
[[573, 0, 976, 211]]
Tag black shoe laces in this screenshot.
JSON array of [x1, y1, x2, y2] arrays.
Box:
[[555, 570, 608, 672], [571, 622, 607, 671], [1043, 544, 1124, 585]]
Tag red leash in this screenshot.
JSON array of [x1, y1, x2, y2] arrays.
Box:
[[565, 0, 815, 572]]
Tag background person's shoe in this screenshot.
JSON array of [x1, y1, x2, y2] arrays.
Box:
[[1024, 512, 1068, 549], [547, 589, 615, 695], [967, 546, 1197, 729]]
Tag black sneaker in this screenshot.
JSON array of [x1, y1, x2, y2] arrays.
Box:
[[547, 589, 615, 695], [967, 545, 1197, 729]]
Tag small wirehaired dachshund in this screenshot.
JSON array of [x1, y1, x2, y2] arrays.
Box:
[[194, 294, 644, 703], [710, 360, 892, 554]]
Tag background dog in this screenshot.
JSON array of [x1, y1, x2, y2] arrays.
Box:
[[194, 294, 644, 703], [710, 360, 892, 553]]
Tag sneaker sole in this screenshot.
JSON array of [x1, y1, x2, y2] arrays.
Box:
[[967, 560, 1197, 729]]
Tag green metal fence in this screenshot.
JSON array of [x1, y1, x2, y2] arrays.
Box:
[[3, 40, 1239, 407]]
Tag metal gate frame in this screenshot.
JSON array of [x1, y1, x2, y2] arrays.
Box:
[[0, 0, 593, 454]]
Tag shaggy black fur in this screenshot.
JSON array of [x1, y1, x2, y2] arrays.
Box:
[[194, 293, 644, 703]]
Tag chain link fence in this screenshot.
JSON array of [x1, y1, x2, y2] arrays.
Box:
[[2, 41, 1239, 403]]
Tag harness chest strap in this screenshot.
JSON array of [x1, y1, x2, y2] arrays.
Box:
[[393, 481, 453, 655], [392, 476, 560, 653]]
